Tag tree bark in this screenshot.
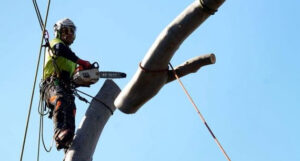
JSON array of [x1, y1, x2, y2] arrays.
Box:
[[115, 0, 225, 114], [167, 53, 216, 83], [64, 80, 120, 161]]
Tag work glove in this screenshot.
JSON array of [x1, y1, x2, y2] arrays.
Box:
[[76, 59, 91, 69]]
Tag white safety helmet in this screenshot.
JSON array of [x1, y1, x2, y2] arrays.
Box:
[[54, 18, 76, 38]]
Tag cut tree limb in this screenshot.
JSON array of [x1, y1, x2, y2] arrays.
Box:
[[115, 0, 225, 114], [167, 53, 216, 83]]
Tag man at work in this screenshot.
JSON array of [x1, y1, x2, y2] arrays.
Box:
[[42, 18, 92, 150]]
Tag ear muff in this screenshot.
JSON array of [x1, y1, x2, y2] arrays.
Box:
[[55, 31, 61, 39]]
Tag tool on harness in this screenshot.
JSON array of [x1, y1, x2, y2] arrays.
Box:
[[72, 62, 126, 86]]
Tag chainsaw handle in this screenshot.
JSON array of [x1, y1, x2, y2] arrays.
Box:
[[91, 62, 99, 69]]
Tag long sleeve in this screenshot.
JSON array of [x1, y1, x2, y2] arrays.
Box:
[[52, 43, 79, 63]]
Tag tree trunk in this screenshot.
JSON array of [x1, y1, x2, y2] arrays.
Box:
[[64, 80, 120, 161]]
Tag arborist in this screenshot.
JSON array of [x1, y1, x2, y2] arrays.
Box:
[[41, 18, 92, 150]]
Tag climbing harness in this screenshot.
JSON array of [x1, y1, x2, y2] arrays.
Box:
[[169, 63, 231, 161]]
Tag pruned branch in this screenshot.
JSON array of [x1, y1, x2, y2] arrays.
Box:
[[167, 53, 216, 83]]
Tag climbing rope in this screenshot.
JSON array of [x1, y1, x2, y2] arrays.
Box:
[[33, 0, 44, 30], [20, 0, 51, 161], [168, 63, 231, 161], [37, 94, 54, 154], [39, 104, 54, 153], [37, 97, 53, 161], [75, 89, 114, 114]]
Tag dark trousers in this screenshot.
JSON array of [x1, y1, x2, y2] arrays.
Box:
[[43, 78, 76, 146]]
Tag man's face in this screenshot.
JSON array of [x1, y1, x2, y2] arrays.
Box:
[[61, 27, 76, 45]]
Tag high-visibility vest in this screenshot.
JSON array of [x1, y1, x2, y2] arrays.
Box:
[[43, 38, 76, 79]]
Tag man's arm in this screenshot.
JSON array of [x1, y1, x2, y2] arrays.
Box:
[[52, 43, 79, 62], [52, 43, 91, 68]]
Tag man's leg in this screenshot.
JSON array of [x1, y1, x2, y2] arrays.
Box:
[[53, 98, 76, 149], [47, 84, 76, 150]]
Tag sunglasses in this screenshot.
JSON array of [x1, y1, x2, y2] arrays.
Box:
[[61, 27, 76, 35]]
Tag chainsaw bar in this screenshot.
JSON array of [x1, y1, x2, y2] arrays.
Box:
[[98, 71, 126, 79]]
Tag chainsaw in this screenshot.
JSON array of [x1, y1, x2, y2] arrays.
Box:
[[72, 62, 126, 86]]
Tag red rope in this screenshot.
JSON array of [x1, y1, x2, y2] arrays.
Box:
[[139, 62, 168, 73], [169, 63, 231, 161]]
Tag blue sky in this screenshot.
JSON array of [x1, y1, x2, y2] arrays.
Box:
[[0, 0, 299, 161]]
